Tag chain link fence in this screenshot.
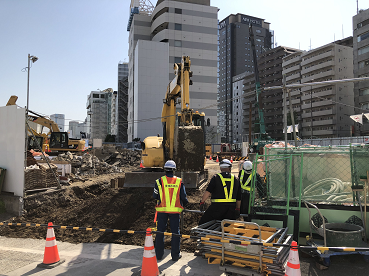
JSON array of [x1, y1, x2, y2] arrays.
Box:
[[249, 145, 368, 216]]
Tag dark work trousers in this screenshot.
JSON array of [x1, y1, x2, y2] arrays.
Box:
[[155, 212, 181, 260], [240, 190, 251, 215], [198, 203, 236, 226]]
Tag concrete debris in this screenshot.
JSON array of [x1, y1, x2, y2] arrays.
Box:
[[53, 148, 142, 178]]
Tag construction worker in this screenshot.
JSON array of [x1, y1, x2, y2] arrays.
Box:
[[238, 160, 265, 215], [199, 159, 241, 225], [153, 160, 188, 261]]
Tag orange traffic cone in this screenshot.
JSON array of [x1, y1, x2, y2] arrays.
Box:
[[37, 222, 65, 268], [285, 241, 301, 276], [140, 160, 145, 168], [230, 156, 233, 163], [209, 155, 212, 160], [216, 156, 219, 162], [141, 228, 159, 276]]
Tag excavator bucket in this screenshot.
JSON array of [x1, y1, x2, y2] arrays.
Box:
[[175, 126, 204, 171], [6, 96, 18, 106]]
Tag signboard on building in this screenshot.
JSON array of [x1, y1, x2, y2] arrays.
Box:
[[241, 15, 262, 26]]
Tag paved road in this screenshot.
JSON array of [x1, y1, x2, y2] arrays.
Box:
[[0, 236, 225, 276], [1, 236, 369, 275]]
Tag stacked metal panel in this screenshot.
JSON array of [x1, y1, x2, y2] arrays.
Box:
[[191, 220, 292, 276]]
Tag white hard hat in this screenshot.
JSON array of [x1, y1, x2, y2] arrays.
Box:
[[243, 161, 253, 172], [164, 160, 176, 170], [219, 159, 232, 168]]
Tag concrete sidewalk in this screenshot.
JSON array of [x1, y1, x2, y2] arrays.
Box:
[[0, 236, 225, 276]]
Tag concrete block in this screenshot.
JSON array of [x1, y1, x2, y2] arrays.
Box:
[[0, 194, 23, 216]]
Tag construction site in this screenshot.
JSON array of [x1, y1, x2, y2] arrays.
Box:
[[2, 54, 369, 276], [2, 1, 369, 275]]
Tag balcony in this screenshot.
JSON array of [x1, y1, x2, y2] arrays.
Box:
[[301, 50, 334, 66], [286, 74, 301, 82], [301, 84, 333, 93], [301, 89, 334, 100], [286, 98, 300, 105], [301, 100, 333, 109], [282, 64, 301, 75], [302, 70, 334, 83], [301, 109, 334, 118], [283, 55, 302, 67], [302, 119, 335, 127], [301, 60, 334, 75]]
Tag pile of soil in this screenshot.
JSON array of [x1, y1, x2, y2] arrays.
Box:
[[0, 180, 204, 252]]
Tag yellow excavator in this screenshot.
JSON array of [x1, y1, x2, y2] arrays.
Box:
[[125, 56, 207, 188], [7, 96, 85, 153]]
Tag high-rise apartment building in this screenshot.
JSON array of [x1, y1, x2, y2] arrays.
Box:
[[86, 89, 113, 140], [353, 8, 369, 135], [118, 62, 128, 80], [127, 0, 218, 142], [299, 39, 354, 138], [50, 114, 65, 132], [218, 14, 273, 143], [232, 72, 247, 143], [242, 46, 300, 141], [117, 62, 129, 143]]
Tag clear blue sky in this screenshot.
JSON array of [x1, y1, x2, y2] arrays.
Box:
[[0, 0, 365, 129]]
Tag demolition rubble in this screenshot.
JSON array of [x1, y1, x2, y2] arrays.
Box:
[[24, 148, 142, 189]]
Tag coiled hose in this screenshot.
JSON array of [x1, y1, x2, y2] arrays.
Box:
[[302, 178, 351, 202]]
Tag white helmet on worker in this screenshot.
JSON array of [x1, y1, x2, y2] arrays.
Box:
[[164, 160, 176, 170], [219, 159, 232, 168], [243, 161, 253, 173]]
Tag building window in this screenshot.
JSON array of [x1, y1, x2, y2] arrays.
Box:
[[359, 59, 369, 69], [359, 88, 369, 96], [174, 40, 182, 47], [174, 57, 181, 63], [175, 8, 182, 14], [100, 94, 105, 98], [93, 94, 99, 98], [358, 45, 369, 55], [357, 31, 369, 42], [175, 23, 182, 30]]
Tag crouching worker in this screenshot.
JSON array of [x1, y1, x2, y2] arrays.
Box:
[[153, 160, 188, 261], [199, 159, 241, 225]]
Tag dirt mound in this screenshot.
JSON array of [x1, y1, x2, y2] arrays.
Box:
[[0, 182, 204, 252]]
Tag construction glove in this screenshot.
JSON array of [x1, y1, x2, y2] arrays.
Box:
[[235, 208, 240, 219], [199, 201, 206, 212]]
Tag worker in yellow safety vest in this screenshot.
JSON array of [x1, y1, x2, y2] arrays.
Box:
[[199, 159, 241, 225], [238, 160, 265, 215], [153, 160, 188, 262]]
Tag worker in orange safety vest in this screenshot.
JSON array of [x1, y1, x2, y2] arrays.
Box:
[[153, 160, 188, 262]]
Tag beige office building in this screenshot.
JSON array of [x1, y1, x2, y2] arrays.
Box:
[[127, 0, 218, 142]]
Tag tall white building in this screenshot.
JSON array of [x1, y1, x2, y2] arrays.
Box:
[[86, 89, 113, 140], [127, 0, 218, 142], [50, 114, 65, 132]]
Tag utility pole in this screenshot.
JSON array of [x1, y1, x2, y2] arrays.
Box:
[[287, 88, 297, 146], [283, 75, 288, 149], [311, 85, 313, 139], [249, 101, 252, 152]]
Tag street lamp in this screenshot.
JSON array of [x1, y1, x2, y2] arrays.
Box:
[[26, 54, 38, 115], [25, 54, 38, 168]]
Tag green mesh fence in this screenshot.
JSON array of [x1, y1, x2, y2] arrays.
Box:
[[249, 146, 368, 216], [350, 145, 369, 188]]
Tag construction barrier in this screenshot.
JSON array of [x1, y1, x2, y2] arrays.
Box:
[[2, 221, 369, 252]]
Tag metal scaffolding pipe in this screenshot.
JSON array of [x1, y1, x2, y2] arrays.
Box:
[[264, 77, 369, 91]]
